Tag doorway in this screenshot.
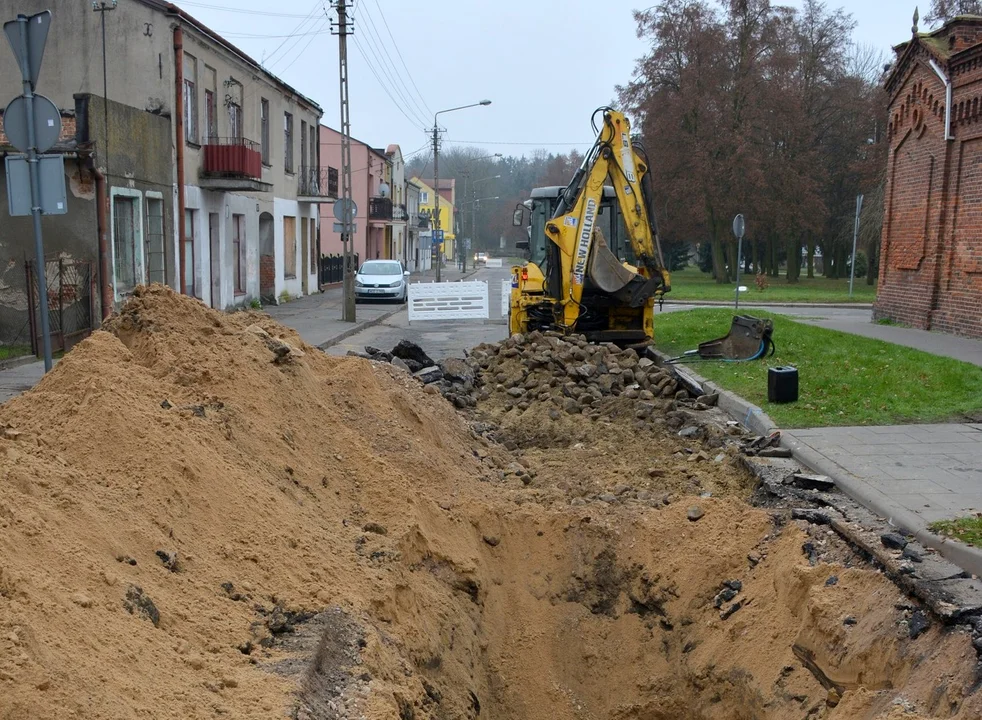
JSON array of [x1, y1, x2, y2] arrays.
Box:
[[301, 216, 309, 294], [259, 211, 275, 300]]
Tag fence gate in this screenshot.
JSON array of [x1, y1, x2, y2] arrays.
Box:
[[25, 256, 95, 356], [408, 281, 489, 322]]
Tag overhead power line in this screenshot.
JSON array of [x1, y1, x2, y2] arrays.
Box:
[[175, 0, 315, 17], [355, 1, 431, 123], [446, 139, 594, 146], [348, 3, 429, 128], [371, 0, 432, 117], [349, 33, 427, 130]]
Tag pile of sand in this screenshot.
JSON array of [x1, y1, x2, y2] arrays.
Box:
[[0, 285, 979, 719]]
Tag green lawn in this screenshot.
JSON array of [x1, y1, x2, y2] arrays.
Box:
[[0, 344, 31, 362], [929, 517, 982, 548], [653, 309, 982, 428], [666, 266, 877, 304]]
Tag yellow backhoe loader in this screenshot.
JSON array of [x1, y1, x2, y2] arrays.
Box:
[[509, 107, 670, 345]]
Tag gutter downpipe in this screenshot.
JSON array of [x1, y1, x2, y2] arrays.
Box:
[[174, 23, 187, 294], [929, 58, 954, 141], [93, 166, 112, 319]]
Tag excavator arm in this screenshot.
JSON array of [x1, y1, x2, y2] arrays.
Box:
[[544, 108, 670, 331]]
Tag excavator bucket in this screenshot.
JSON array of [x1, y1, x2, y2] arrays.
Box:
[[697, 315, 774, 361]]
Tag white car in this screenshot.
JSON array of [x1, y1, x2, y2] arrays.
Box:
[[355, 260, 409, 303], [474, 252, 488, 265]]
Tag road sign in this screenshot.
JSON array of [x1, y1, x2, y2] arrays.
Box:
[[732, 213, 745, 240], [433, 229, 444, 242], [332, 222, 357, 233], [3, 93, 60, 153], [3, 11, 51, 89], [5, 154, 67, 216], [332, 197, 357, 222]]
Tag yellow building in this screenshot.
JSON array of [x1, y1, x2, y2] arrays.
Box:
[[412, 177, 456, 262]]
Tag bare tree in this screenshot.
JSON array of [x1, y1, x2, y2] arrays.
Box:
[[926, 0, 982, 26]]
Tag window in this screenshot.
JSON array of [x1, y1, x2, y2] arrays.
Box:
[[233, 214, 246, 294], [300, 120, 308, 174], [421, 190, 429, 203], [260, 98, 270, 165], [228, 102, 242, 141], [309, 218, 317, 267], [145, 197, 165, 285], [113, 195, 139, 295], [283, 216, 296, 277], [327, 167, 338, 197], [183, 54, 197, 144], [204, 65, 217, 141], [184, 209, 196, 296], [309, 129, 317, 178], [284, 113, 293, 174]]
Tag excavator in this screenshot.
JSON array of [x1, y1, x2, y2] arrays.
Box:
[[509, 107, 670, 345]]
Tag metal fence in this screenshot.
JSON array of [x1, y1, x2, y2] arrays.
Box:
[[319, 253, 359, 286], [25, 256, 95, 356]]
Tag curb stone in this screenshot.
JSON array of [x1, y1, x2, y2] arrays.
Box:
[[661, 300, 873, 310], [651, 348, 982, 580], [0, 354, 41, 372]]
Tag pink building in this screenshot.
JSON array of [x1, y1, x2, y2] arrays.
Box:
[[318, 125, 392, 265]]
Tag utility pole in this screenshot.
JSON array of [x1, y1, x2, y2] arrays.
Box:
[[331, 0, 356, 321], [849, 194, 864, 298], [92, 2, 116, 183], [432, 123, 441, 282]]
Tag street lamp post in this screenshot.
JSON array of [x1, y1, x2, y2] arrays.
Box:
[[471, 174, 500, 265], [432, 100, 491, 281]]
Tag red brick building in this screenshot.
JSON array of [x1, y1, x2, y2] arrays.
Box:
[[876, 15, 982, 337]]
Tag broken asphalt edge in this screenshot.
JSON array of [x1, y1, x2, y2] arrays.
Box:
[[316, 268, 481, 351], [651, 348, 982, 580]]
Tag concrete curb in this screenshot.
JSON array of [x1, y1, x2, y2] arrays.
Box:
[[652, 349, 982, 577], [663, 300, 873, 309], [317, 268, 481, 350], [0, 354, 41, 372]]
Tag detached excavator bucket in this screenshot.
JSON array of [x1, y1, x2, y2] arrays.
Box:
[[698, 315, 774, 361]]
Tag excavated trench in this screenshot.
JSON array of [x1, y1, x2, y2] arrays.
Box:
[[0, 288, 980, 720]]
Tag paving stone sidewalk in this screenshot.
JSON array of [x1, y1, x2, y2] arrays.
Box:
[[783, 424, 982, 526]]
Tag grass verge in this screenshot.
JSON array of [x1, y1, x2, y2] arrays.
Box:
[[667, 266, 877, 304], [653, 308, 982, 428], [929, 517, 982, 548], [0, 344, 32, 362]]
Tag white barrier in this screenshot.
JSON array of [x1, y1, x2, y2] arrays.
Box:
[[485, 258, 503, 268], [501, 279, 511, 318], [408, 281, 489, 322]]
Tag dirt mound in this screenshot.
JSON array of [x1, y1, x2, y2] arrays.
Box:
[[0, 286, 980, 719]]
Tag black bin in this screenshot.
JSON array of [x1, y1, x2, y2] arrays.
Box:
[[768, 366, 798, 403]]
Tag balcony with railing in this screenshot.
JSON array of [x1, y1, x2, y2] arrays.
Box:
[[298, 166, 339, 202], [368, 196, 393, 224], [199, 137, 270, 191], [391, 203, 408, 222]]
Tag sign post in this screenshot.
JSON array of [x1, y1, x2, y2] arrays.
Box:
[[732, 213, 745, 311], [849, 194, 864, 298], [4, 11, 57, 371]]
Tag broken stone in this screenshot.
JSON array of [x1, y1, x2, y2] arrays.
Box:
[[124, 585, 160, 627], [506, 387, 525, 398], [788, 473, 836, 492], [414, 366, 444, 384], [362, 522, 388, 535], [391, 339, 435, 368], [908, 610, 930, 639], [843, 616, 857, 626], [365, 346, 393, 362], [482, 535, 500, 547], [901, 546, 923, 563], [756, 447, 793, 458], [155, 550, 179, 572], [678, 426, 701, 438], [696, 393, 719, 407], [825, 575, 839, 587], [687, 506, 705, 522], [720, 600, 744, 620], [390, 356, 411, 373], [880, 532, 908, 551], [791, 508, 831, 525]]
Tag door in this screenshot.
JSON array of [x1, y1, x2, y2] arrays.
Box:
[[300, 217, 309, 294], [145, 197, 166, 285], [209, 212, 220, 308]]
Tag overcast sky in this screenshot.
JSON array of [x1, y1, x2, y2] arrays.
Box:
[[182, 0, 917, 160]]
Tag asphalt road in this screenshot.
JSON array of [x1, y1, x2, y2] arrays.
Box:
[[325, 266, 513, 361]]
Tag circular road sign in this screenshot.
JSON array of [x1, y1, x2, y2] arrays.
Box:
[[333, 197, 358, 222], [3, 93, 61, 154], [732, 213, 745, 240]]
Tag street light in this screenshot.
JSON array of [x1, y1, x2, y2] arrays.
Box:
[[470, 175, 501, 264], [432, 100, 492, 281]]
